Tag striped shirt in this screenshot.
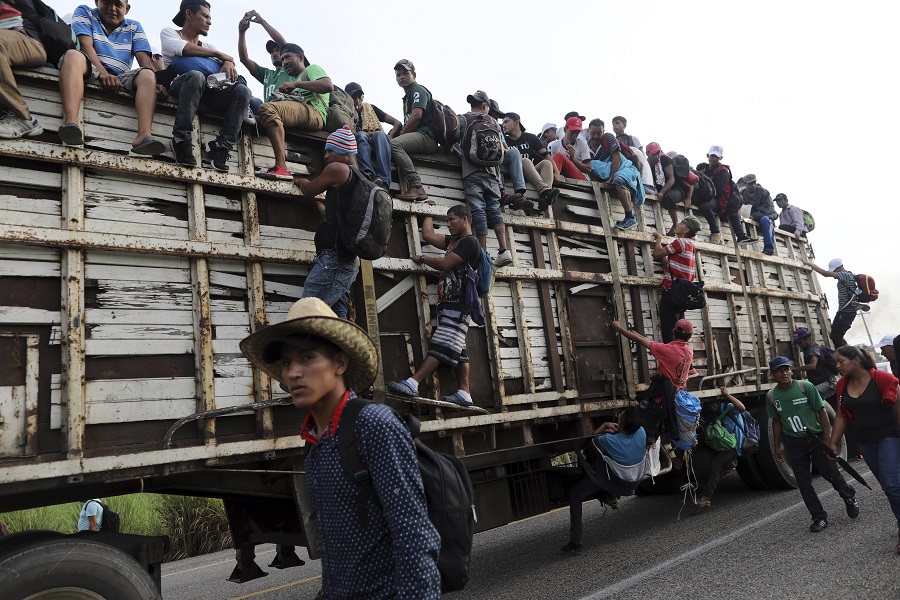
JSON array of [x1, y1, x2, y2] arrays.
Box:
[[836, 271, 858, 312], [662, 237, 695, 290], [71, 5, 151, 76]]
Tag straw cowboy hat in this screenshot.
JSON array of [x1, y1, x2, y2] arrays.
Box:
[[240, 298, 378, 393]]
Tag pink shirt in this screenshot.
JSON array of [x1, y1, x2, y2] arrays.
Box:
[[650, 341, 694, 390]]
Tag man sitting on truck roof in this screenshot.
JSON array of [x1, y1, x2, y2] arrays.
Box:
[[741, 174, 778, 255], [161, 0, 252, 171], [387, 205, 481, 406], [389, 59, 437, 202], [0, 0, 49, 139], [239, 297, 441, 599], [57, 0, 165, 156], [547, 116, 591, 181], [237, 10, 292, 119], [775, 192, 808, 239], [586, 119, 645, 230], [257, 43, 332, 181], [502, 112, 561, 211], [292, 127, 361, 319]]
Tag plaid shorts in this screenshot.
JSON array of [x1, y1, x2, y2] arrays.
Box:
[[58, 51, 149, 93]]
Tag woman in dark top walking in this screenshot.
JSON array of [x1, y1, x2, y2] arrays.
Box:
[[830, 345, 900, 554]]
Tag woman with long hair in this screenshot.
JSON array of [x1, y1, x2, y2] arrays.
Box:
[[829, 345, 900, 554]]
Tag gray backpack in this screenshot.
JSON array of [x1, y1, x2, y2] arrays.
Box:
[[326, 86, 359, 133]]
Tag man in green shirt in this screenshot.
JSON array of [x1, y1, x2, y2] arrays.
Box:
[[389, 59, 438, 202], [236, 10, 298, 116], [767, 356, 859, 532], [257, 43, 332, 180]]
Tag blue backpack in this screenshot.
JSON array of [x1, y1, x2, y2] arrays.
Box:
[[672, 391, 701, 452], [463, 248, 494, 326]]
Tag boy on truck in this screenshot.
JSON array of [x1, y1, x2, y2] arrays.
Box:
[[766, 355, 859, 532], [239, 297, 441, 598]]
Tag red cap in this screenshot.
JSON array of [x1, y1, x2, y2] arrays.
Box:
[[674, 319, 694, 334], [565, 116, 583, 131], [646, 142, 662, 155]]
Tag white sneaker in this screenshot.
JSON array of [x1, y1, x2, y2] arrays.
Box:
[[710, 232, 722, 245], [494, 249, 513, 268], [243, 107, 257, 126], [0, 114, 43, 139]]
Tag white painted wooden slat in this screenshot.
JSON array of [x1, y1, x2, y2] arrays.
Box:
[[212, 339, 242, 355], [0, 259, 60, 277], [86, 251, 191, 270], [87, 324, 193, 340], [84, 264, 191, 283], [0, 165, 62, 189], [87, 399, 196, 424], [0, 211, 60, 228], [86, 377, 195, 402], [86, 339, 194, 355], [0, 307, 61, 324], [213, 325, 252, 339], [86, 308, 194, 325]]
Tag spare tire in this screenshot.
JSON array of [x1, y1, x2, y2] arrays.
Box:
[[754, 406, 798, 489], [0, 538, 160, 600]]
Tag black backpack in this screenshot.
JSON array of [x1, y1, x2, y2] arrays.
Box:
[[87, 500, 120, 532], [817, 344, 840, 376], [673, 154, 691, 180], [338, 398, 475, 592], [717, 164, 743, 216], [29, 0, 77, 66], [335, 166, 393, 260], [461, 113, 503, 167], [429, 97, 461, 150]]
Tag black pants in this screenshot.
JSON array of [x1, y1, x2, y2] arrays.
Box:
[[830, 311, 856, 348], [778, 224, 807, 238], [697, 201, 747, 237], [659, 290, 683, 344], [782, 434, 855, 521], [700, 448, 738, 498], [568, 465, 636, 546]]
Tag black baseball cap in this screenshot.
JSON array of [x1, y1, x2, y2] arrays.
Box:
[[505, 112, 524, 131], [173, 0, 209, 27], [280, 43, 309, 67], [564, 110, 587, 121], [345, 82, 364, 98], [488, 99, 505, 119], [265, 40, 280, 53], [775, 193, 788, 202]]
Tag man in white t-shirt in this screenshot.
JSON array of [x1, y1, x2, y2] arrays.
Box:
[[78, 499, 103, 531], [547, 116, 590, 180]]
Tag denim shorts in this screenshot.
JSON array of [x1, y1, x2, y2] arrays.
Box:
[[301, 250, 360, 319]]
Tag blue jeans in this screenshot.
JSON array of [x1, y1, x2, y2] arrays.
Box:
[[301, 250, 360, 319], [355, 131, 392, 186], [858, 436, 900, 528], [503, 146, 526, 192], [169, 70, 251, 150], [755, 214, 775, 252], [250, 96, 264, 116], [464, 171, 502, 237]]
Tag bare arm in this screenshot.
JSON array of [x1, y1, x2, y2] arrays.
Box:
[[179, 41, 233, 63], [292, 162, 350, 197], [718, 386, 746, 412], [683, 183, 694, 209], [652, 232, 670, 259], [237, 20, 258, 74], [772, 418, 784, 463], [658, 164, 676, 196], [382, 112, 403, 129], [281, 77, 334, 95], [399, 107, 424, 136], [87, 515, 98, 531], [793, 355, 819, 373], [419, 216, 446, 250], [250, 12, 287, 48], [817, 407, 832, 441], [804, 261, 836, 278], [611, 320, 652, 349], [133, 51, 153, 70], [829, 412, 846, 454]]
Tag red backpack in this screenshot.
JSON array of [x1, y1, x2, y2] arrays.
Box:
[[856, 274, 879, 302]]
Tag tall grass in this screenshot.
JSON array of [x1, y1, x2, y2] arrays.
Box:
[[0, 494, 233, 562]]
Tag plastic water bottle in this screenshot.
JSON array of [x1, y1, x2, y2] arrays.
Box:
[[206, 73, 233, 89]]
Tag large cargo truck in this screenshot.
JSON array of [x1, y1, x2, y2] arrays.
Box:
[[0, 70, 836, 596]]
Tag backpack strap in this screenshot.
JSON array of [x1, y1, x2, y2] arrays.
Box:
[[337, 397, 377, 527], [715, 403, 733, 424]]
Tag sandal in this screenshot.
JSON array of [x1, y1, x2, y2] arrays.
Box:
[[58, 122, 84, 146], [131, 136, 166, 156], [440, 391, 473, 406]]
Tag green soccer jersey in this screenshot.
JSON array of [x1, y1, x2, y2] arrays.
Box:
[[402, 83, 434, 137], [766, 380, 825, 437], [253, 64, 301, 102]]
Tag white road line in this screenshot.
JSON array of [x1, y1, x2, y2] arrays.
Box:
[[580, 481, 858, 600], [162, 548, 276, 578]]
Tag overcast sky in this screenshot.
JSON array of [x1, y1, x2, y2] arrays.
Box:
[[48, 0, 899, 347]]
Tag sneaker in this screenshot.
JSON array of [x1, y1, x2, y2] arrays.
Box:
[[810, 518, 828, 533], [696, 497, 712, 508], [57, 122, 84, 146], [538, 187, 560, 211], [203, 140, 230, 172], [499, 192, 516, 206], [243, 107, 256, 126], [170, 139, 197, 167], [709, 232, 722, 245], [560, 542, 583, 555], [510, 196, 534, 211], [257, 165, 293, 181], [494, 249, 513, 268], [0, 114, 43, 139], [615, 216, 637, 230], [736, 235, 757, 245], [845, 497, 860, 519], [763, 248, 775, 256], [387, 380, 418, 397]]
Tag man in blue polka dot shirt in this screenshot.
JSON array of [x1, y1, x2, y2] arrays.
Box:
[[240, 298, 441, 599]]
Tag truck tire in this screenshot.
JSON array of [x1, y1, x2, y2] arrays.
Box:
[[0, 538, 160, 600], [754, 406, 797, 489], [735, 452, 770, 490]]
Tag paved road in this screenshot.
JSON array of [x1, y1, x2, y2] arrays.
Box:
[[162, 468, 900, 599]]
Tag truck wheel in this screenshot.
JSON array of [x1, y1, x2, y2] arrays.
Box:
[[736, 452, 770, 490], [0, 538, 160, 600], [754, 407, 798, 489]]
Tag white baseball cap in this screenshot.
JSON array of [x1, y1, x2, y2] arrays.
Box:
[[708, 145, 724, 158], [541, 122, 557, 135], [875, 335, 897, 349], [828, 258, 843, 271]]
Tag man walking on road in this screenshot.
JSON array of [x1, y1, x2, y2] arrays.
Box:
[[767, 356, 859, 533]]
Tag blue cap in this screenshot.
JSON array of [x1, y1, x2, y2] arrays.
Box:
[[769, 356, 792, 371]]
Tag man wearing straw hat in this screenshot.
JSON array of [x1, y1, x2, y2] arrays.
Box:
[[240, 297, 441, 598]]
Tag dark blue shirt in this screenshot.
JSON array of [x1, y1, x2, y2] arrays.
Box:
[[302, 392, 441, 599]]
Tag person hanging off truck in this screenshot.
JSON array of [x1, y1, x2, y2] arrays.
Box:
[[804, 258, 861, 348]]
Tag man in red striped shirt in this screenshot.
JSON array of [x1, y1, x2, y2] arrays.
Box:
[[654, 216, 701, 342]]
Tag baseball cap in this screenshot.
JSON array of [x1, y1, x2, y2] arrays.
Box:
[[564, 110, 586, 121], [769, 356, 792, 371], [708, 145, 724, 158], [173, 0, 210, 27], [280, 43, 304, 55], [792, 327, 811, 344], [394, 59, 415, 72], [774, 193, 788, 202], [646, 142, 662, 155], [682, 216, 702, 236], [150, 46, 162, 57], [466, 90, 490, 105], [488, 99, 506, 119], [541, 122, 557, 135], [875, 334, 897, 349], [743, 173, 757, 184], [674, 319, 694, 335], [565, 116, 583, 131], [345, 82, 364, 98], [265, 40, 280, 54], [828, 258, 843, 271], [505, 112, 524, 131]]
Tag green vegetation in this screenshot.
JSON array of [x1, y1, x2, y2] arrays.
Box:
[[0, 494, 232, 562]]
